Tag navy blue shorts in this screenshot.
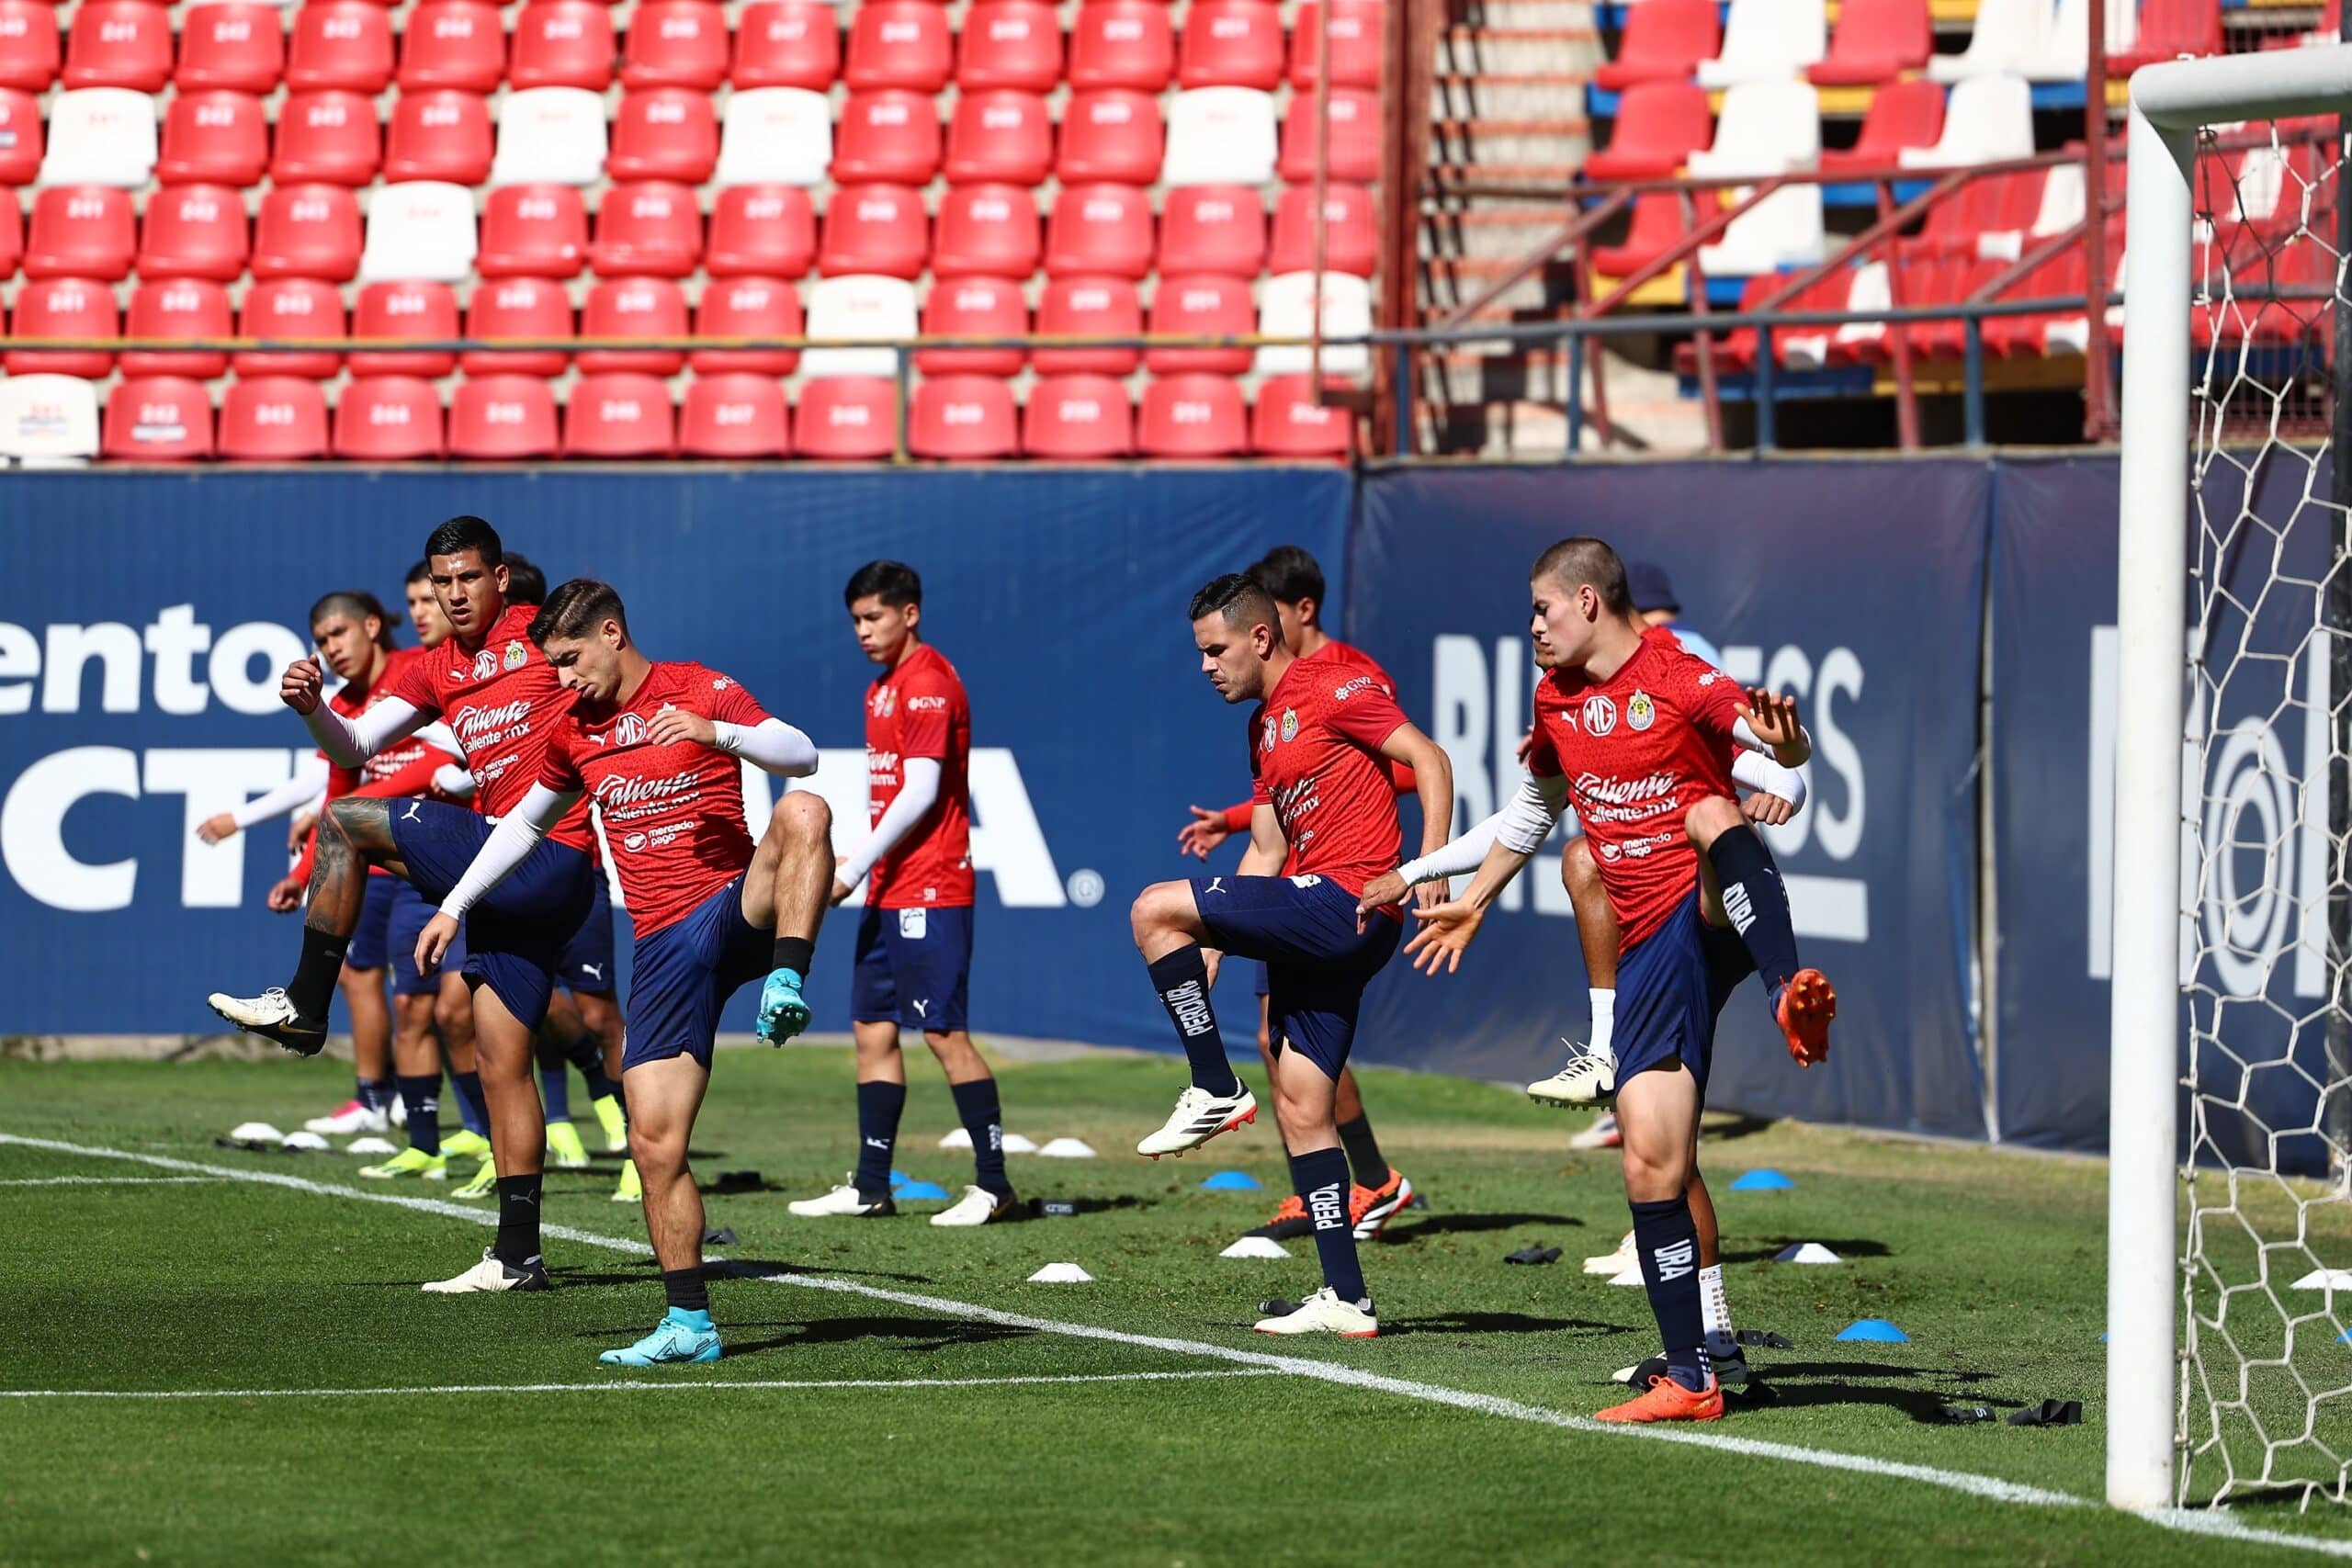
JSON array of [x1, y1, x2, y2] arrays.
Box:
[[390, 800, 594, 1032], [1250, 959, 1270, 998], [558, 874, 618, 996], [622, 874, 769, 1071], [1613, 889, 1756, 1096], [342, 874, 399, 972], [387, 880, 466, 997], [851, 903, 973, 1032], [1190, 874, 1399, 1079]]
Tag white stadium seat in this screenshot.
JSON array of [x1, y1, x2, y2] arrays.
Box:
[[801, 274, 919, 378], [1900, 74, 2034, 170], [1697, 183, 1826, 275], [1925, 0, 2046, 82], [1685, 78, 1821, 180], [359, 179, 479, 281], [0, 374, 102, 466], [715, 87, 834, 187], [38, 88, 159, 188], [489, 86, 608, 186], [1694, 0, 1825, 88], [1161, 87, 1278, 187], [2021, 0, 2136, 83], [1255, 269, 1372, 376]]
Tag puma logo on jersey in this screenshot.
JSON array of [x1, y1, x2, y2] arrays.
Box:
[[1204, 877, 1226, 897], [579, 962, 605, 983], [911, 998, 929, 1019], [401, 801, 423, 823]]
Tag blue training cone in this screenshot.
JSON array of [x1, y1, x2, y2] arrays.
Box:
[[1729, 1169, 1794, 1191], [1200, 1170, 1263, 1191], [895, 1180, 952, 1201], [889, 1168, 909, 1186], [1836, 1318, 1910, 1343]]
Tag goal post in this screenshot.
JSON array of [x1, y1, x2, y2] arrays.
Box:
[[2113, 45, 2352, 1514]]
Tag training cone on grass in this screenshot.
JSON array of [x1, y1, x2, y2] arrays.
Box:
[[1200, 1170, 1262, 1191], [896, 1180, 952, 1201], [1774, 1242, 1843, 1265], [1001, 1133, 1038, 1154], [1220, 1236, 1291, 1258], [1607, 1264, 1645, 1287], [345, 1136, 397, 1156], [2290, 1269, 2352, 1292], [227, 1122, 282, 1144], [279, 1131, 329, 1151], [938, 1128, 974, 1149], [1729, 1169, 1794, 1191], [1038, 1137, 1097, 1158], [1836, 1319, 1910, 1343], [1028, 1262, 1093, 1283]]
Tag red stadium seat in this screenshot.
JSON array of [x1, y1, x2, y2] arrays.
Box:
[[944, 89, 1052, 185], [0, 188, 18, 278], [1278, 85, 1380, 182], [448, 375, 559, 458], [844, 0, 951, 91], [931, 182, 1040, 277], [795, 376, 898, 459], [1818, 77, 1944, 174], [957, 1, 1059, 91], [1139, 372, 1248, 457], [234, 276, 345, 378], [220, 376, 330, 459], [831, 89, 942, 184], [383, 89, 492, 184], [1593, 0, 1718, 92], [1807, 0, 1929, 85], [1589, 188, 1713, 276], [910, 375, 1019, 458], [1157, 184, 1263, 276], [1286, 0, 1382, 89], [1179, 0, 1283, 90], [175, 2, 283, 93], [461, 274, 572, 375], [917, 275, 1026, 375], [1984, 246, 2086, 358], [1251, 374, 1351, 456], [1144, 272, 1251, 372], [689, 275, 800, 373], [104, 376, 214, 460], [679, 373, 791, 457], [479, 184, 587, 277], [334, 376, 445, 459], [2111, 0, 2222, 73], [817, 183, 929, 279], [730, 0, 837, 89], [1580, 80, 1710, 183], [1023, 374, 1131, 458], [1045, 183, 1153, 278], [251, 184, 363, 280], [269, 89, 380, 185], [1269, 182, 1374, 276], [62, 1, 171, 91], [6, 275, 117, 375], [706, 184, 816, 276], [134, 183, 250, 281], [579, 275, 687, 373], [0, 1, 59, 93], [1068, 0, 1171, 91], [565, 372, 675, 457], [24, 186, 134, 279], [284, 0, 393, 92], [607, 88, 719, 183], [349, 278, 458, 376], [1034, 276, 1139, 374], [120, 278, 232, 378], [1056, 89, 1163, 184], [623, 0, 726, 88], [508, 0, 615, 90], [397, 0, 503, 92], [589, 180, 701, 276], [159, 90, 264, 186], [0, 86, 41, 184]]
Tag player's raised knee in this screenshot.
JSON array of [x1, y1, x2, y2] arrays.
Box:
[[1684, 795, 1742, 844], [1128, 879, 1193, 945], [770, 789, 831, 844]]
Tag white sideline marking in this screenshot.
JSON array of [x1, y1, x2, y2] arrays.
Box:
[[5, 1133, 2350, 1561], [0, 1175, 221, 1187], [0, 1371, 1277, 1401]]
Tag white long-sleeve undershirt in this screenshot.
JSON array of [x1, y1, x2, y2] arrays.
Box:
[[301, 694, 430, 767], [231, 752, 333, 829], [712, 716, 820, 777], [837, 757, 941, 891]]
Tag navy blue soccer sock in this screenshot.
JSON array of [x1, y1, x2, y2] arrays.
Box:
[[450, 1069, 489, 1136], [854, 1079, 906, 1201], [288, 926, 348, 1020], [396, 1075, 442, 1156], [1291, 1147, 1368, 1303], [1630, 1195, 1710, 1392], [539, 1064, 572, 1123], [562, 1033, 620, 1101], [1148, 945, 1243, 1097], [356, 1077, 392, 1115], [492, 1174, 542, 1266], [950, 1076, 1012, 1197], [1705, 825, 1801, 998]]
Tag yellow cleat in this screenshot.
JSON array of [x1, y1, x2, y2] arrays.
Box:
[[451, 1156, 497, 1199], [592, 1094, 629, 1154], [546, 1120, 591, 1170], [611, 1159, 641, 1204], [441, 1129, 492, 1160]]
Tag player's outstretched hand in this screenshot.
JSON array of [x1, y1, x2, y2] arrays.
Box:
[[266, 875, 302, 913], [288, 810, 316, 852], [830, 856, 855, 907], [281, 657, 324, 715], [196, 812, 240, 845], [1176, 806, 1231, 861], [648, 707, 718, 749], [1403, 898, 1486, 976], [414, 911, 459, 977], [1742, 792, 1796, 828], [1514, 725, 1539, 766], [1741, 687, 1806, 757], [1356, 870, 1408, 927]]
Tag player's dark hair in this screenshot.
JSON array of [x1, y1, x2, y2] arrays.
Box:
[[1531, 537, 1634, 614], [424, 514, 503, 569], [503, 553, 548, 606], [1189, 572, 1280, 633], [1246, 546, 1325, 611], [310, 590, 400, 650], [404, 559, 433, 586], [530, 579, 628, 645], [844, 559, 922, 610]]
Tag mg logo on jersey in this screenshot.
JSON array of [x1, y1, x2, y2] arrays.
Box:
[[1581, 694, 1618, 736], [469, 649, 497, 682], [611, 712, 652, 747]]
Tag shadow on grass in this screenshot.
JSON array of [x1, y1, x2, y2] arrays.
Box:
[[1375, 1212, 1582, 1243], [1699, 1114, 1777, 1144], [1741, 1357, 2027, 1423], [1383, 1312, 1635, 1340], [712, 1314, 1044, 1359]]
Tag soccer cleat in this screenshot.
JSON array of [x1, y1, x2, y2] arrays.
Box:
[[1584, 1228, 1636, 1274], [1774, 968, 1837, 1067], [1527, 1038, 1617, 1108], [1245, 1193, 1314, 1240], [440, 1129, 492, 1160], [930, 1185, 1015, 1227], [1568, 1111, 1623, 1152], [1253, 1285, 1378, 1337], [611, 1159, 641, 1204], [207, 987, 328, 1056], [593, 1094, 629, 1153], [358, 1146, 448, 1180], [1136, 1086, 1259, 1158], [1349, 1168, 1415, 1240], [1596, 1372, 1724, 1423], [754, 968, 810, 1045], [451, 1157, 497, 1199], [545, 1120, 591, 1170], [305, 1099, 390, 1135], [599, 1313, 722, 1366], [788, 1175, 896, 1217], [421, 1247, 550, 1293]]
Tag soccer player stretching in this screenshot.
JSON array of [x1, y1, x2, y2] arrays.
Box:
[[415, 579, 830, 1364], [1399, 538, 1834, 1419], [1131, 574, 1453, 1337]]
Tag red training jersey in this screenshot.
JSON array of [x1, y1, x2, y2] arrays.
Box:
[[537, 661, 770, 937], [1527, 624, 1746, 949], [864, 641, 973, 908], [1218, 639, 1416, 833], [1248, 652, 1411, 908], [383, 601, 594, 852]]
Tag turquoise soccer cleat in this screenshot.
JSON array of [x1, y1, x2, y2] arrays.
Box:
[[599, 1312, 722, 1367], [755, 968, 809, 1045]]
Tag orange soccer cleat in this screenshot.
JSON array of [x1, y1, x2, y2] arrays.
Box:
[[1775, 967, 1837, 1068], [1596, 1372, 1725, 1424]]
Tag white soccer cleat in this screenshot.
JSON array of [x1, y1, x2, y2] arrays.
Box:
[[1584, 1228, 1636, 1275], [787, 1175, 897, 1217], [206, 987, 327, 1056], [930, 1185, 1014, 1227], [304, 1099, 390, 1135], [420, 1247, 550, 1293], [1253, 1285, 1377, 1337], [1136, 1086, 1258, 1158], [1568, 1111, 1623, 1152], [1528, 1038, 1617, 1108]]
